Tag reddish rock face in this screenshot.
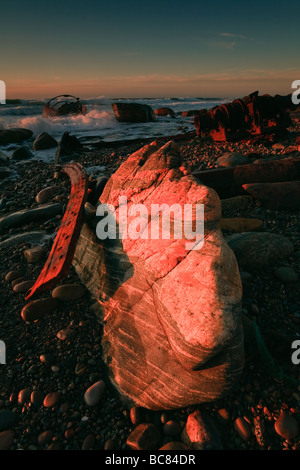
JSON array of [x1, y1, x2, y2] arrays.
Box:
[[73, 140, 244, 410]]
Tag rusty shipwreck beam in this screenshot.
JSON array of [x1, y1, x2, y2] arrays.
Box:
[[25, 163, 88, 300], [192, 157, 300, 199]]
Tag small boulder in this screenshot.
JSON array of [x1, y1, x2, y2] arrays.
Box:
[[0, 128, 33, 145], [33, 132, 58, 150], [226, 232, 294, 271], [23, 245, 46, 263], [21, 298, 58, 322], [216, 152, 249, 167], [181, 410, 222, 450], [274, 411, 299, 440], [0, 430, 14, 450], [275, 266, 298, 283], [155, 107, 175, 118], [9, 146, 34, 160], [55, 131, 83, 164], [112, 102, 156, 123], [126, 423, 161, 450], [35, 185, 62, 204]]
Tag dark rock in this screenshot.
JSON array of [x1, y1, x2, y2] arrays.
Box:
[[226, 232, 294, 271], [88, 176, 108, 205], [21, 298, 58, 322], [0, 430, 14, 450], [55, 131, 83, 164], [163, 420, 182, 436], [274, 411, 299, 440], [35, 185, 62, 204], [0, 128, 33, 145], [126, 423, 161, 450], [242, 181, 300, 211], [112, 102, 156, 123], [51, 284, 85, 301], [216, 152, 249, 167], [234, 416, 252, 441], [0, 167, 14, 180], [154, 107, 175, 118], [181, 109, 203, 117], [33, 132, 58, 150], [181, 409, 223, 450], [9, 146, 34, 160], [275, 266, 298, 283], [0, 203, 62, 235]]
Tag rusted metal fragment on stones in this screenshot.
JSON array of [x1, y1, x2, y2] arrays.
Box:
[[25, 163, 88, 300], [194, 91, 297, 141]]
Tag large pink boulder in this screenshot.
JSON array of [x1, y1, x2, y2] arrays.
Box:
[[73, 141, 244, 410]]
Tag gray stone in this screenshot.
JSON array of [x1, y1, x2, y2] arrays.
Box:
[[275, 266, 298, 283], [84, 380, 106, 406], [0, 203, 62, 234], [226, 232, 294, 271], [216, 152, 249, 168]]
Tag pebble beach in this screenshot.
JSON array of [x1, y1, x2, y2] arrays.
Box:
[[0, 109, 299, 452]]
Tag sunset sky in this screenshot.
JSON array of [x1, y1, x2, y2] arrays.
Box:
[[1, 0, 299, 100]]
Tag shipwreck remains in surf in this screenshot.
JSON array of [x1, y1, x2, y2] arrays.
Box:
[[194, 91, 298, 141], [42, 95, 87, 118]]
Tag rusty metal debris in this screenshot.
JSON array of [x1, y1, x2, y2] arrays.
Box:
[[25, 162, 88, 300], [194, 91, 297, 141]]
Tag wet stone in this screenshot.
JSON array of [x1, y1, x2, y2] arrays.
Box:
[[84, 380, 106, 406], [274, 412, 299, 441], [126, 423, 161, 450], [43, 392, 61, 408], [52, 284, 86, 301], [234, 416, 252, 442]]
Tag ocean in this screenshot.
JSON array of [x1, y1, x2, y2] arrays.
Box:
[[0, 96, 231, 162]]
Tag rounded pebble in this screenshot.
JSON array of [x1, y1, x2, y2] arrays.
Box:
[[43, 392, 61, 408], [52, 284, 85, 301], [5, 270, 23, 282], [18, 387, 32, 405], [21, 298, 58, 322], [163, 420, 182, 436], [274, 411, 299, 440], [84, 380, 106, 406], [37, 430, 53, 445], [234, 416, 252, 441], [13, 280, 35, 293], [82, 433, 95, 450], [0, 430, 14, 450]]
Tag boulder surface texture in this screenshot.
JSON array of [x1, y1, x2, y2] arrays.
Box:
[[73, 141, 244, 410]]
